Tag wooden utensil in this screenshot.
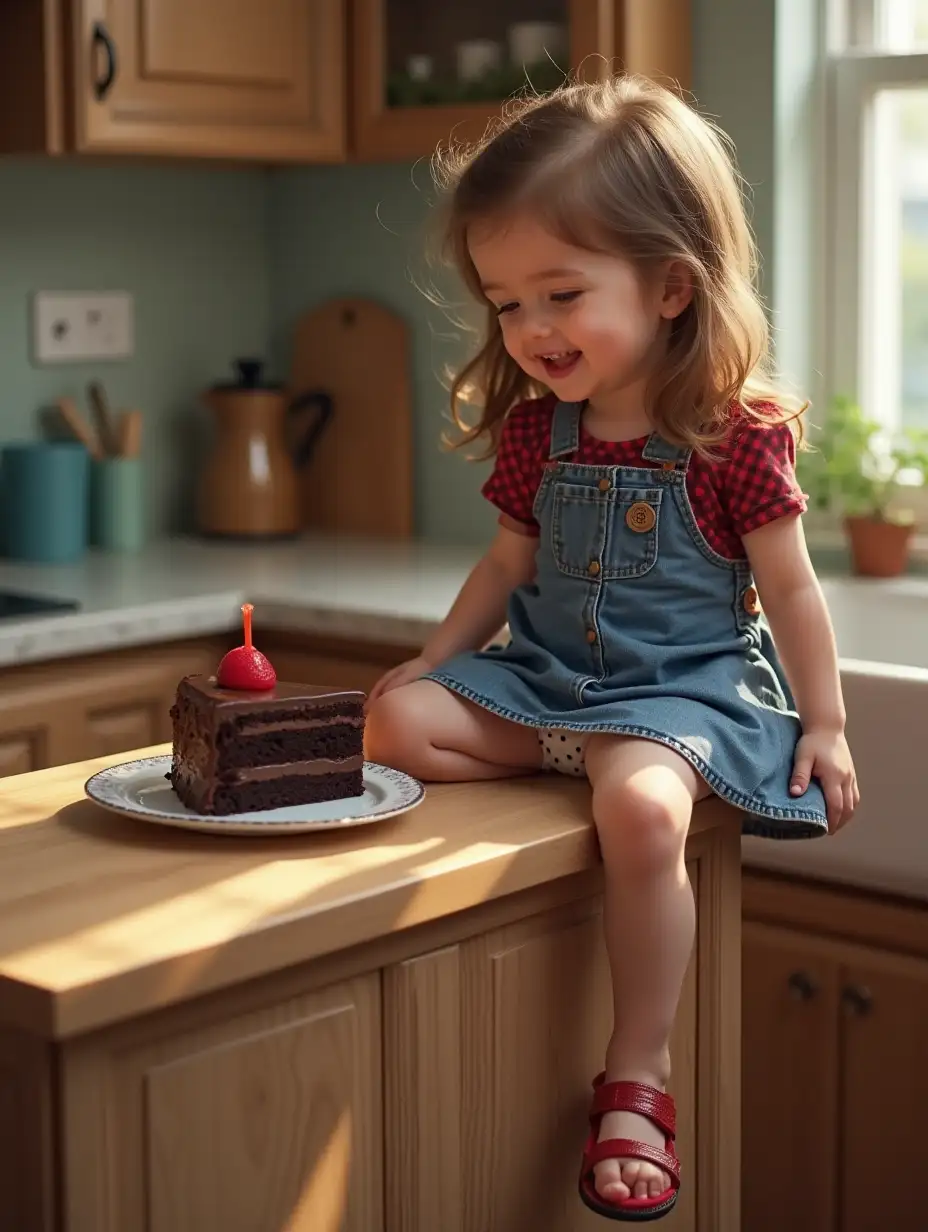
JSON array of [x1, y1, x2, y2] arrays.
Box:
[[56, 396, 102, 460], [289, 297, 413, 538], [87, 381, 118, 456], [117, 409, 143, 458]]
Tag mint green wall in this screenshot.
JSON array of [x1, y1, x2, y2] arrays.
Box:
[[0, 160, 269, 534]]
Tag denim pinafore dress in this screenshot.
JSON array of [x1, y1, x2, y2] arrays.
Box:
[[428, 400, 828, 838]]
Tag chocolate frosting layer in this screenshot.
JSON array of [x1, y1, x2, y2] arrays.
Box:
[[181, 674, 365, 716]]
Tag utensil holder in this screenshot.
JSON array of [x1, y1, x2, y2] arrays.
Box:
[[0, 441, 90, 563], [90, 456, 145, 552]]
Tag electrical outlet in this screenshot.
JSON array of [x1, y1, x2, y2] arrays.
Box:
[[32, 291, 134, 363]]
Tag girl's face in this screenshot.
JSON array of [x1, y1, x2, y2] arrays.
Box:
[[469, 214, 690, 412]]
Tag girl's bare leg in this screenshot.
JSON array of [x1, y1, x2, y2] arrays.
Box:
[[365, 679, 542, 780], [584, 734, 710, 1204]]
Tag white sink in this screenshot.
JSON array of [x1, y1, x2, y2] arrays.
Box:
[[742, 575, 928, 901]]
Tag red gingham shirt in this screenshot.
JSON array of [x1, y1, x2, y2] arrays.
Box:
[[482, 396, 807, 561]]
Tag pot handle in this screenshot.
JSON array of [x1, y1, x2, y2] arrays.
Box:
[[288, 389, 334, 468]]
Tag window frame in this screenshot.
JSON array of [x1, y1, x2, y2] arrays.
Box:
[[824, 1, 928, 528], [829, 46, 928, 425]]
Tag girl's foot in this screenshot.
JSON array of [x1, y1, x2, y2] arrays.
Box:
[[594, 1070, 672, 1203]]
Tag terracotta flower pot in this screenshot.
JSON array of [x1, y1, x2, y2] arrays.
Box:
[[843, 515, 914, 578]]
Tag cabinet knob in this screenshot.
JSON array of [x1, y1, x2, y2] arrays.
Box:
[[841, 984, 873, 1016], [787, 970, 819, 1001], [91, 22, 118, 101]]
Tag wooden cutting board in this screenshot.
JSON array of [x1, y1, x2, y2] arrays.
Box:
[[289, 297, 414, 538]]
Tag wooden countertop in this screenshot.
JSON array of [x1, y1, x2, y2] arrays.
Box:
[[0, 745, 734, 1040]]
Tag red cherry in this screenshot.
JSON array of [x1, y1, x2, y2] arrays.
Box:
[[216, 603, 277, 691], [216, 645, 277, 690]]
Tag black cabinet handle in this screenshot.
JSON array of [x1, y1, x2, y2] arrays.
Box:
[[91, 21, 117, 101], [787, 970, 819, 1001], [841, 984, 873, 1016]]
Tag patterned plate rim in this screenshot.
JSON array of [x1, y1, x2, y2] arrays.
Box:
[[84, 755, 425, 827]]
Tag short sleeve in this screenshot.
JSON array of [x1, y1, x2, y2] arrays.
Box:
[[721, 420, 808, 537], [480, 400, 550, 535]]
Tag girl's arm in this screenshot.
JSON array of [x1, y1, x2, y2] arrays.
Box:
[[366, 524, 537, 706], [744, 513, 858, 830], [421, 524, 537, 665], [743, 514, 846, 732]]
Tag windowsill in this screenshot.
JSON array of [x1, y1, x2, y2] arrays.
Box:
[[804, 513, 928, 568]]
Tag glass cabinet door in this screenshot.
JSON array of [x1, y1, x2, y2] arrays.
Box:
[[353, 0, 587, 159], [383, 0, 570, 109]]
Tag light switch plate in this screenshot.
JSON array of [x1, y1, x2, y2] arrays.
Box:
[[31, 291, 134, 363]]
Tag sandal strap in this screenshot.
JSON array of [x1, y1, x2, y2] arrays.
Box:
[[583, 1136, 681, 1186], [590, 1080, 677, 1138]]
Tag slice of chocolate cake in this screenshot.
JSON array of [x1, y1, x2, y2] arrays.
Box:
[[170, 675, 366, 815]]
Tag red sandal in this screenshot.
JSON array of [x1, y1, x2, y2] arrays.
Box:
[[578, 1073, 680, 1222]]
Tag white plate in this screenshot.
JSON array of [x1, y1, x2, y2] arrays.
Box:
[[84, 755, 426, 836]]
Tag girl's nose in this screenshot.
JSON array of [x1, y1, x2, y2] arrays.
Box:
[[523, 312, 554, 341]]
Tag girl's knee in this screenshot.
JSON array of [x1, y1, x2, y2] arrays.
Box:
[[593, 780, 690, 873], [364, 683, 431, 772]]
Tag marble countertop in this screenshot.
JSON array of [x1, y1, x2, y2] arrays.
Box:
[[0, 536, 482, 667]]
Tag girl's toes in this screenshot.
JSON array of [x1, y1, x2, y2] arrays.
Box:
[[595, 1161, 630, 1202], [649, 1170, 670, 1198], [620, 1160, 643, 1194]]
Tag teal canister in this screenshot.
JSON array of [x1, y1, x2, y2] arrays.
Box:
[[0, 441, 90, 563], [90, 456, 145, 552]]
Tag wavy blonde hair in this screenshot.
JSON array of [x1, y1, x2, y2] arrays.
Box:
[[431, 74, 806, 458]]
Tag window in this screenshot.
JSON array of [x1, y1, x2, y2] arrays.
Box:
[[830, 0, 928, 432]]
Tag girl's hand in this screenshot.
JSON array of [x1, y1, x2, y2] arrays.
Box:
[[366, 656, 434, 710], [790, 728, 859, 832]]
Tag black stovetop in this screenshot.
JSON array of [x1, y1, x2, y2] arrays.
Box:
[[0, 589, 79, 620]]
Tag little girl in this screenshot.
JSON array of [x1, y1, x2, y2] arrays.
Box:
[[366, 74, 858, 1223]]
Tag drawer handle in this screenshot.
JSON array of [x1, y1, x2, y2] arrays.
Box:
[[841, 984, 873, 1016], [91, 21, 118, 101], [787, 970, 819, 1001]]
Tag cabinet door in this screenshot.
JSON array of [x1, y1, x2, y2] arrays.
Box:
[[742, 922, 840, 1232], [72, 0, 346, 161], [383, 892, 699, 1231], [351, 0, 691, 161], [0, 641, 222, 776], [839, 952, 928, 1232], [61, 975, 383, 1232]]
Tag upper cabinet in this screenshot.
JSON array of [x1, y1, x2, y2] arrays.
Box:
[[0, 0, 345, 162], [0, 0, 689, 165], [354, 0, 690, 162], [75, 0, 345, 161]]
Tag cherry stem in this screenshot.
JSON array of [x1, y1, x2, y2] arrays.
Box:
[[242, 603, 253, 650]]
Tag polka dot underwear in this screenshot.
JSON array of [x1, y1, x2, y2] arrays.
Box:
[[538, 729, 590, 777]]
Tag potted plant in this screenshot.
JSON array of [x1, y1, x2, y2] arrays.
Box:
[[797, 395, 928, 577]]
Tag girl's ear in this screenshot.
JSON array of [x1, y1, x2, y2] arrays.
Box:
[[659, 260, 694, 320]]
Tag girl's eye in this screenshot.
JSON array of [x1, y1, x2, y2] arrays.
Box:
[[496, 302, 518, 316], [551, 290, 581, 304]]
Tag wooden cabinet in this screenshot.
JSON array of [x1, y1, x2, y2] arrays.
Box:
[[0, 0, 345, 161], [0, 0, 689, 163], [61, 974, 384, 1231], [0, 639, 225, 776], [742, 872, 928, 1232], [6, 819, 740, 1231], [383, 894, 699, 1230]]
